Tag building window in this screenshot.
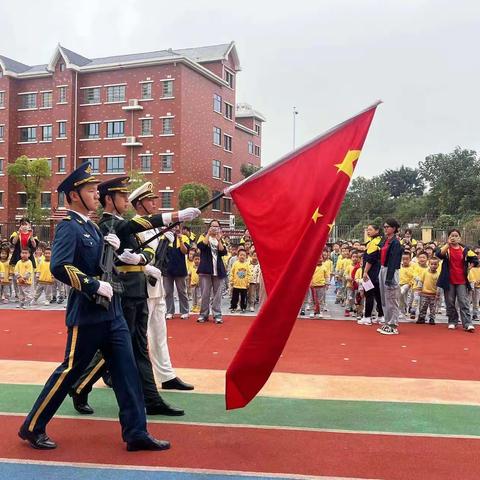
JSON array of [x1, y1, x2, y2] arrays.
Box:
[[224, 134, 232, 152], [106, 85, 126, 103], [248, 141, 254, 154], [161, 118, 173, 135], [42, 125, 53, 142], [41, 192, 51, 209], [106, 156, 125, 173], [223, 198, 232, 213], [162, 80, 173, 98], [83, 122, 100, 139], [18, 193, 27, 209], [81, 157, 100, 173], [141, 83, 152, 99], [58, 86, 67, 103], [212, 160, 221, 178], [161, 191, 172, 208], [41, 92, 52, 108], [223, 166, 232, 183], [225, 102, 233, 120], [84, 87, 100, 104], [20, 127, 36, 142], [212, 190, 221, 210], [0, 91, 4, 108], [255, 123, 261, 135], [46, 159, 52, 171], [0, 158, 3, 174], [0, 191, 3, 208], [58, 156, 66, 173], [106, 121, 125, 138], [0, 125, 4, 141], [20, 93, 37, 109], [140, 155, 152, 172], [213, 94, 222, 113], [225, 70, 234, 89], [58, 191, 65, 208], [213, 127, 221, 146], [58, 121, 67, 138], [59, 63, 66, 72], [141, 119, 152, 136], [254, 145, 261, 157], [161, 154, 173, 172]]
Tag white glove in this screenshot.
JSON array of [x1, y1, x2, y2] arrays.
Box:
[[145, 264, 162, 280], [96, 281, 113, 300], [178, 207, 201, 222], [104, 233, 120, 251], [118, 248, 142, 265], [164, 230, 175, 243], [162, 212, 173, 225]]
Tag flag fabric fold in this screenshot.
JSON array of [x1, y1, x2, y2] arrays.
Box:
[[225, 102, 380, 410]]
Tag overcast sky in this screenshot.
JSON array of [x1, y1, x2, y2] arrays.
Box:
[[1, 0, 479, 178]]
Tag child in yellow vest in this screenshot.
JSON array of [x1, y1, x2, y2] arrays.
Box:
[[310, 257, 330, 318], [14, 248, 34, 308], [190, 253, 201, 313], [248, 251, 261, 312], [345, 251, 363, 318], [33, 247, 54, 305], [409, 251, 429, 319], [230, 248, 251, 313], [468, 247, 480, 321], [399, 252, 416, 318], [0, 245, 11, 303], [416, 257, 441, 324]]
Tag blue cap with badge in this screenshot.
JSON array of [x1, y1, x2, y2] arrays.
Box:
[[57, 162, 100, 195]]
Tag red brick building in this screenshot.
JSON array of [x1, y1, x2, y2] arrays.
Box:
[[0, 42, 264, 231]]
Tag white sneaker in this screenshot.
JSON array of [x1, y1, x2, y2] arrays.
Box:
[[466, 325, 475, 333], [377, 316, 385, 324], [249, 307, 255, 312], [43, 301, 50, 306], [317, 313, 323, 318], [448, 324, 456, 330], [309, 313, 315, 318], [180, 314, 189, 319], [166, 314, 173, 320], [357, 317, 372, 325]]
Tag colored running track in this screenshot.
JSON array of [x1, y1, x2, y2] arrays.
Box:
[[1, 310, 480, 479]]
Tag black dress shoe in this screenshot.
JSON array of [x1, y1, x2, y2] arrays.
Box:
[[146, 400, 185, 416], [18, 427, 57, 449], [127, 434, 171, 452], [71, 392, 94, 415], [162, 377, 194, 391]]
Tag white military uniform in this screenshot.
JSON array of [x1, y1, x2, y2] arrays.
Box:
[[129, 183, 176, 385]]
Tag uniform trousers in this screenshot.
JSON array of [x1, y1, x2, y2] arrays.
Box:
[[21, 315, 147, 442]]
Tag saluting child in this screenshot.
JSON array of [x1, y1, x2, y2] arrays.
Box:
[[14, 248, 34, 308], [190, 253, 201, 313], [33, 247, 54, 305], [230, 248, 251, 313]]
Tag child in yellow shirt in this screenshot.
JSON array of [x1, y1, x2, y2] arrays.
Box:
[[399, 252, 416, 318], [409, 251, 429, 319], [190, 253, 201, 313], [14, 248, 34, 308], [309, 257, 330, 318], [247, 251, 261, 312], [417, 257, 440, 324], [0, 245, 11, 303], [468, 248, 480, 321], [230, 248, 251, 313], [33, 247, 54, 305], [345, 251, 363, 319]]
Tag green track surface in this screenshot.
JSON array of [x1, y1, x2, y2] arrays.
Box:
[[2, 383, 480, 437]]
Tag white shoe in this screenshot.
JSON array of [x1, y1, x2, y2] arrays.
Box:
[[180, 314, 189, 319], [357, 317, 372, 325], [309, 313, 315, 318], [43, 301, 50, 306], [448, 324, 456, 330], [377, 316, 385, 324], [317, 313, 323, 318], [249, 307, 255, 312], [166, 314, 173, 320]]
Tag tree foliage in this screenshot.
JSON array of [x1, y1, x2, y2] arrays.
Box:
[[380, 166, 425, 198], [8, 156, 51, 223], [178, 182, 210, 209], [240, 163, 261, 178]]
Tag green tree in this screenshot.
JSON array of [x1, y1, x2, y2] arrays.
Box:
[[178, 182, 210, 209], [381, 166, 425, 198], [240, 163, 261, 178], [8, 156, 51, 223]]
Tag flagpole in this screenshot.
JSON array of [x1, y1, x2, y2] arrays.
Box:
[[292, 106, 298, 150], [225, 100, 383, 195]]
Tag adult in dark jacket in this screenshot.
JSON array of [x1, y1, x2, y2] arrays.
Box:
[[9, 218, 38, 268], [358, 224, 384, 325], [197, 220, 227, 324], [377, 218, 403, 335], [435, 228, 478, 332]]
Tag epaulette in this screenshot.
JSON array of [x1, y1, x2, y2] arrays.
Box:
[[63, 216, 72, 221], [76, 218, 84, 224]]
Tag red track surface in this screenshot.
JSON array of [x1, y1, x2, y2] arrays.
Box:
[[3, 415, 480, 480], [1, 310, 480, 379]]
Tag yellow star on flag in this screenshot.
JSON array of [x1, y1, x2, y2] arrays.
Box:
[[312, 207, 323, 224], [335, 150, 361, 179], [328, 223, 334, 233]]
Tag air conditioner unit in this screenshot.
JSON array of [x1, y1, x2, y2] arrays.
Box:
[[125, 136, 136, 144], [129, 99, 139, 107]]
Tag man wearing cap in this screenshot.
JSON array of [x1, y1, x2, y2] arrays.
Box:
[[72, 176, 199, 415], [129, 182, 194, 391], [19, 162, 170, 451]]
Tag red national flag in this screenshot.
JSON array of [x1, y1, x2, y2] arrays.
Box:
[[225, 102, 380, 409]]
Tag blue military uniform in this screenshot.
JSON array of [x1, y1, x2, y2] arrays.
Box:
[[20, 163, 152, 447]]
